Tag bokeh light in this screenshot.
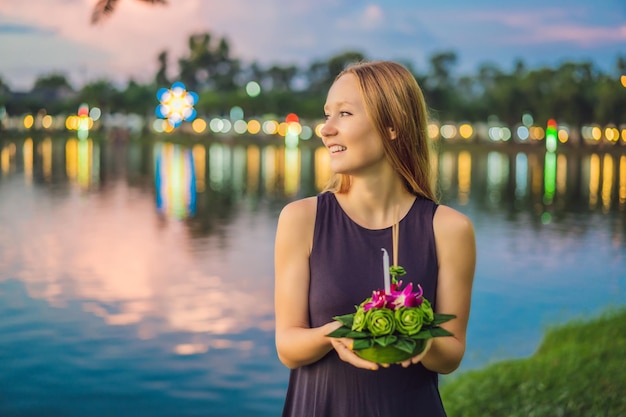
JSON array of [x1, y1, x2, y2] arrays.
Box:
[[155, 82, 198, 128], [246, 81, 261, 97]]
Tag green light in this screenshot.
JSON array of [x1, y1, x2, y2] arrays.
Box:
[[543, 151, 556, 204]]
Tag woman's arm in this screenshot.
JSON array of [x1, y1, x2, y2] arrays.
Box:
[[420, 205, 476, 374], [274, 197, 342, 369]]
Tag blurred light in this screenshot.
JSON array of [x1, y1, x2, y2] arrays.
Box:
[[458, 123, 473, 139], [230, 106, 244, 121], [233, 119, 248, 134], [246, 81, 261, 97], [300, 125, 313, 140], [89, 107, 102, 121], [428, 123, 440, 139], [153, 119, 165, 133], [156, 82, 198, 128], [41, 115, 53, 129], [285, 113, 299, 123], [220, 119, 232, 133], [488, 127, 502, 141], [522, 113, 534, 127], [287, 122, 302, 136], [191, 118, 207, 133], [247, 119, 261, 135], [440, 124, 457, 140], [530, 126, 545, 140], [77, 103, 89, 117], [557, 128, 569, 143], [591, 126, 602, 141], [278, 122, 288, 137], [23, 115, 34, 129], [209, 118, 224, 133], [314, 123, 324, 138], [263, 120, 279, 135], [517, 126, 529, 141], [546, 119, 557, 152], [622, 128, 626, 143], [605, 127, 619, 142], [621, 75, 626, 88]]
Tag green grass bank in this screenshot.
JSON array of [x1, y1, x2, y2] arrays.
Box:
[[441, 308, 626, 417]]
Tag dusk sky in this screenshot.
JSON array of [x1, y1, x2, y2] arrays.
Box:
[[1, 0, 625, 91]]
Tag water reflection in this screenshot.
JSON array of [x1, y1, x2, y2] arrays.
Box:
[[3, 136, 626, 214], [1, 136, 626, 331], [154, 142, 197, 219]]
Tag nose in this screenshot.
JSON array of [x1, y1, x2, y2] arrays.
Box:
[[320, 119, 337, 139]]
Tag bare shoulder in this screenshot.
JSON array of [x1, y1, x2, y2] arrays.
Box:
[[433, 204, 475, 242], [278, 196, 318, 225], [276, 196, 318, 244]]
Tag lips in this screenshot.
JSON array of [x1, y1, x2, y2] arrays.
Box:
[[328, 145, 347, 153]]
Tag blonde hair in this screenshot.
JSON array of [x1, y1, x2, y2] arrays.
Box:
[[322, 60, 437, 202]]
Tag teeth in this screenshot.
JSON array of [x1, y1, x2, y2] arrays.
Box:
[[329, 145, 346, 153]]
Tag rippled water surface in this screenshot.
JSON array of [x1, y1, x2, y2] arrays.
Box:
[[1, 136, 624, 416]]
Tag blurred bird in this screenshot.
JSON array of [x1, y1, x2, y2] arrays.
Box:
[[91, 0, 167, 24]]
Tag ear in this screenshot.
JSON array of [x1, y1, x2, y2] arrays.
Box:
[[388, 127, 397, 140]]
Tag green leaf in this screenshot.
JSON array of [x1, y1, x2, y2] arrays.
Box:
[[333, 314, 355, 327], [429, 327, 454, 337], [432, 313, 456, 326], [326, 326, 353, 338], [395, 337, 417, 353], [353, 338, 373, 350], [412, 329, 433, 339], [373, 335, 398, 347]]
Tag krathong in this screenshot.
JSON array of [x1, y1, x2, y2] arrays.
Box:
[[327, 220, 456, 364]]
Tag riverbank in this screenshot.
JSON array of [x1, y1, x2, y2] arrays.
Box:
[[440, 307, 626, 417]]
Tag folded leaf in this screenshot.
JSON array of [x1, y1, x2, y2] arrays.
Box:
[[373, 335, 397, 347], [353, 338, 373, 350], [432, 313, 456, 326], [333, 314, 355, 327]]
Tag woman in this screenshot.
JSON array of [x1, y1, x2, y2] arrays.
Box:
[[274, 60, 476, 416]]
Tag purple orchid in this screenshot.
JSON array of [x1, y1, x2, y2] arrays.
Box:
[[391, 282, 424, 309], [363, 290, 397, 311]]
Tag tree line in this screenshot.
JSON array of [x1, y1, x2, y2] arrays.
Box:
[[1, 31, 625, 128]]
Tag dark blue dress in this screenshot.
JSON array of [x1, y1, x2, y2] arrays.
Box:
[[281, 192, 446, 417]]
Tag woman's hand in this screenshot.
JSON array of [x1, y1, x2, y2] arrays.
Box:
[[329, 337, 380, 370], [398, 338, 433, 368]]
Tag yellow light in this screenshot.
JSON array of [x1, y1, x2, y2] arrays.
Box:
[[428, 123, 440, 139], [591, 126, 602, 141], [278, 122, 288, 137], [192, 118, 207, 133], [247, 119, 261, 135], [288, 122, 302, 136], [66, 115, 78, 130], [164, 122, 175, 133], [622, 129, 626, 142], [558, 129, 569, 143], [459, 124, 473, 139], [24, 115, 34, 129], [621, 75, 626, 88], [315, 123, 324, 138], [42, 115, 53, 129]]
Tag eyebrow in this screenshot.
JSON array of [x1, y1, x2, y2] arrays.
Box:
[[323, 100, 354, 110]]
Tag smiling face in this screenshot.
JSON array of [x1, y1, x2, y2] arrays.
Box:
[[321, 73, 387, 176]]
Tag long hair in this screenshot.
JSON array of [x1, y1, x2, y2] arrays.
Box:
[[322, 60, 437, 202]]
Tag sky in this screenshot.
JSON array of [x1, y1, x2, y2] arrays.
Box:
[[0, 0, 625, 91]]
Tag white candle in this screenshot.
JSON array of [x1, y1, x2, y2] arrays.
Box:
[[381, 248, 390, 294]]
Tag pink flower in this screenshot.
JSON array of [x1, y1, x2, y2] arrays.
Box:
[[363, 290, 396, 312], [392, 283, 424, 309]]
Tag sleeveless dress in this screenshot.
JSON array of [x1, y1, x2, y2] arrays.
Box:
[[281, 192, 446, 417]]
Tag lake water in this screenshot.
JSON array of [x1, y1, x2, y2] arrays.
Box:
[[1, 134, 624, 416]]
